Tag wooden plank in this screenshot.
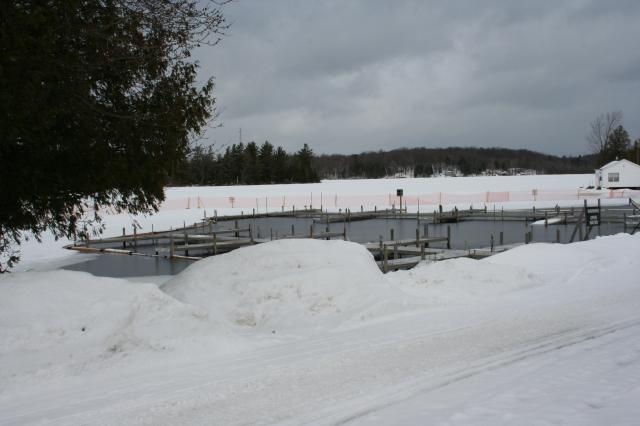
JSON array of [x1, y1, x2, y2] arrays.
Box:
[[173, 239, 254, 251], [362, 236, 448, 250]]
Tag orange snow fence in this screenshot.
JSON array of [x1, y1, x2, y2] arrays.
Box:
[[159, 189, 640, 211]]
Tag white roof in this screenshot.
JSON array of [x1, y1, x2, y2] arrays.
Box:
[[597, 159, 640, 171]]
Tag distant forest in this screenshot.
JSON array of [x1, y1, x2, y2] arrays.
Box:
[[172, 144, 598, 186], [170, 142, 319, 186], [314, 147, 598, 179]]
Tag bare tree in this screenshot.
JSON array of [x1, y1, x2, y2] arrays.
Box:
[[586, 111, 623, 156]]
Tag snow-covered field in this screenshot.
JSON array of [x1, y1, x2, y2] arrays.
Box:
[[2, 234, 640, 424], [3, 175, 640, 424]]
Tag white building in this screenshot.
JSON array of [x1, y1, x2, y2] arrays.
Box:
[[595, 159, 640, 189]]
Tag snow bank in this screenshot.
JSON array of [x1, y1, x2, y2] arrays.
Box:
[[387, 257, 543, 306], [485, 233, 640, 283], [0, 271, 233, 382], [162, 239, 405, 333], [387, 233, 640, 305]]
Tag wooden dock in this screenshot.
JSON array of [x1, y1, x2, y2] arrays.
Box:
[[66, 199, 639, 273]]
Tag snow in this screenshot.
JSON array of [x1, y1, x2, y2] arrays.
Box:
[[2, 233, 640, 424], [0, 271, 243, 386], [162, 239, 404, 333]]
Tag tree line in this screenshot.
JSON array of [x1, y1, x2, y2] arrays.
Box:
[[173, 143, 604, 186], [171, 142, 319, 185], [312, 147, 598, 179]]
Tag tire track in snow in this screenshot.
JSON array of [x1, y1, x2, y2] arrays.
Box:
[[309, 317, 640, 425]]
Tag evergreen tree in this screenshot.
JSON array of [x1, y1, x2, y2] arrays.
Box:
[[230, 143, 245, 184], [0, 0, 226, 270], [603, 125, 631, 163], [258, 141, 275, 183], [273, 147, 290, 183], [242, 142, 259, 184], [293, 144, 319, 183]]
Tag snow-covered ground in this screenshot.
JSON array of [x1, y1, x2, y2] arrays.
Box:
[[2, 234, 640, 425]]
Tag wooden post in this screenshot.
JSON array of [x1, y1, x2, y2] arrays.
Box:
[[421, 243, 426, 260], [343, 223, 347, 240], [213, 232, 217, 255], [152, 224, 157, 254], [133, 226, 137, 252], [556, 228, 561, 243], [184, 230, 188, 256], [122, 227, 126, 249], [249, 224, 254, 243], [582, 199, 588, 241], [499, 231, 504, 245], [234, 220, 239, 238], [383, 244, 389, 273], [415, 228, 420, 247], [390, 228, 395, 241], [326, 223, 330, 240], [270, 228, 273, 241], [170, 233, 175, 258], [544, 211, 548, 227], [447, 225, 451, 249], [490, 234, 494, 252], [525, 231, 529, 244], [423, 223, 428, 237], [310, 224, 313, 238]]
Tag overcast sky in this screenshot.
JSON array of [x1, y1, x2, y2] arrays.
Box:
[[196, 0, 640, 156]]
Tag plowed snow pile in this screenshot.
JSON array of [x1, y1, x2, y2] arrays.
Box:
[[162, 239, 405, 333], [388, 256, 543, 305], [0, 271, 233, 382]]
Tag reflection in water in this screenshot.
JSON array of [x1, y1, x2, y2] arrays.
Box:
[[63, 253, 192, 278]]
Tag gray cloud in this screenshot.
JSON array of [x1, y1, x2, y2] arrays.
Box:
[[196, 0, 640, 155]]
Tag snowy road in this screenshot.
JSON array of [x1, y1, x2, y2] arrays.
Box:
[[3, 265, 640, 425]]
